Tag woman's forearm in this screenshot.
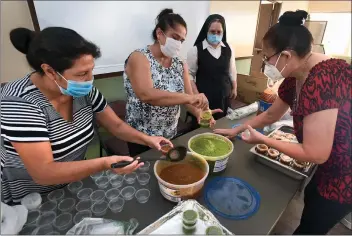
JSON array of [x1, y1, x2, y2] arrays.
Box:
[[190, 81, 199, 94], [35, 158, 107, 185], [139, 88, 192, 106], [234, 111, 277, 133]]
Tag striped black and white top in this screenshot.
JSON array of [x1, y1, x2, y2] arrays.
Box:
[[1, 74, 107, 204]]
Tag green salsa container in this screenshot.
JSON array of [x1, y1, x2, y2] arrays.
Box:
[[188, 133, 234, 175], [206, 225, 223, 235]]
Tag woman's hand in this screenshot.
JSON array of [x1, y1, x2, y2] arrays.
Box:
[[230, 88, 237, 99], [104, 156, 142, 175], [144, 136, 173, 151], [241, 125, 266, 144], [189, 93, 209, 110]]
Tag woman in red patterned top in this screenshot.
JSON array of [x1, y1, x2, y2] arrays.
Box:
[[215, 10, 351, 234]]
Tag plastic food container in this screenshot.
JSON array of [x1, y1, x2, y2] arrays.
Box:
[[188, 133, 233, 174], [135, 189, 150, 204], [19, 224, 37, 235], [95, 176, 110, 189], [58, 198, 76, 212], [67, 181, 83, 194], [90, 172, 104, 180], [110, 175, 124, 188], [154, 152, 209, 202], [105, 170, 118, 180], [73, 210, 92, 225], [47, 189, 65, 202], [53, 212, 72, 231], [36, 211, 56, 226], [21, 193, 42, 210], [26, 210, 41, 225], [77, 188, 93, 200], [137, 173, 150, 185], [120, 186, 136, 201], [91, 201, 108, 217], [90, 190, 106, 202], [32, 225, 55, 235], [108, 197, 125, 213], [39, 201, 57, 213], [76, 199, 92, 212], [139, 161, 150, 172], [124, 173, 137, 184], [105, 188, 121, 201]]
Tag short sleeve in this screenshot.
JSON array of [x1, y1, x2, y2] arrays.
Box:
[[278, 77, 295, 106], [298, 70, 348, 116], [1, 98, 49, 142], [88, 86, 107, 113], [186, 46, 198, 81]]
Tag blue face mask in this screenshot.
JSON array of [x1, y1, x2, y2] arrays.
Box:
[[207, 33, 223, 45], [56, 72, 93, 97]]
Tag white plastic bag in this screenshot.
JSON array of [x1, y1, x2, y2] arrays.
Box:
[[66, 218, 139, 235], [226, 102, 259, 120], [1, 202, 28, 235]]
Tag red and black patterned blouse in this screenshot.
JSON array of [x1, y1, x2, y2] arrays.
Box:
[[278, 59, 351, 204]]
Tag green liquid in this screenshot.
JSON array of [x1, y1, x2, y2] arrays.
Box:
[[190, 137, 231, 156]]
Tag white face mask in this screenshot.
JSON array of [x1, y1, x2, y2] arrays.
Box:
[[159, 32, 182, 58], [264, 53, 287, 88]]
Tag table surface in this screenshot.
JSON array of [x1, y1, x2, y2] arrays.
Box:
[[65, 116, 301, 235]]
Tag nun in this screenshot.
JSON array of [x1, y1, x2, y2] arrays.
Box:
[[187, 14, 237, 121]]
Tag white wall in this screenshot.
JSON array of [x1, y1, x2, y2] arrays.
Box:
[[34, 1, 210, 75], [210, 1, 261, 58], [1, 1, 34, 83]]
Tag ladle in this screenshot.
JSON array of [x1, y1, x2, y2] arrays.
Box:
[[110, 146, 187, 168]]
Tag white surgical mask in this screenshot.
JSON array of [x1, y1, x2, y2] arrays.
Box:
[[264, 53, 287, 88], [159, 32, 182, 58]]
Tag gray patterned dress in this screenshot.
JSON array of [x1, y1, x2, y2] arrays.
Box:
[[124, 46, 184, 139]]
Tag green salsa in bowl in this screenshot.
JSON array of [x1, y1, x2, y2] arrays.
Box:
[[188, 133, 234, 174]]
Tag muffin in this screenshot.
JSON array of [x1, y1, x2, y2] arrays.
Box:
[[256, 144, 269, 154], [267, 148, 280, 160], [280, 154, 293, 165], [292, 160, 307, 171], [285, 133, 296, 140], [272, 134, 283, 141]]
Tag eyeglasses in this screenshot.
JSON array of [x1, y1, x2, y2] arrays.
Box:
[[262, 51, 281, 64]]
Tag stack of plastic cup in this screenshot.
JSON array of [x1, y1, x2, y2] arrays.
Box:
[[137, 173, 150, 185], [58, 198, 76, 212], [77, 188, 93, 201], [135, 189, 150, 204], [110, 175, 124, 188], [108, 197, 125, 213], [53, 212, 72, 231], [90, 190, 106, 202], [124, 173, 137, 184]]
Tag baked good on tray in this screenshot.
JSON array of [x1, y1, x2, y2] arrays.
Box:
[[292, 160, 309, 171], [267, 148, 280, 160], [280, 154, 293, 165], [284, 133, 296, 140], [256, 144, 268, 154]]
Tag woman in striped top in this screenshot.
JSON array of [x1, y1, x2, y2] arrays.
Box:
[[1, 27, 172, 204]]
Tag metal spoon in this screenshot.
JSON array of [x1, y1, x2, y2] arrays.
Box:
[[110, 146, 188, 168]]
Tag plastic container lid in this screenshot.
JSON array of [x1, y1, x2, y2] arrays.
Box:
[[204, 177, 260, 220], [232, 124, 264, 140]]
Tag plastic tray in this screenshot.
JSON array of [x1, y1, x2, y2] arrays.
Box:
[[250, 125, 315, 180]]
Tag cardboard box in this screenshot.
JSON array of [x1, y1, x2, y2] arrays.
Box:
[[236, 72, 282, 104]]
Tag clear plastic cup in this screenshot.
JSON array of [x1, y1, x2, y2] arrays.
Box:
[[90, 171, 104, 180], [109, 175, 124, 188], [36, 211, 56, 226], [108, 197, 125, 213], [137, 173, 150, 185], [73, 210, 92, 225], [20, 224, 37, 235], [39, 201, 57, 213], [32, 225, 55, 235], [138, 161, 150, 172], [58, 198, 76, 212], [47, 189, 65, 202], [95, 176, 110, 189], [105, 170, 118, 180], [120, 186, 136, 201], [90, 190, 105, 202], [26, 209, 41, 225], [124, 173, 137, 184], [53, 212, 72, 231], [135, 189, 150, 204], [76, 199, 92, 212], [21, 192, 42, 210], [67, 181, 83, 194], [77, 188, 93, 201], [105, 188, 120, 201], [91, 201, 108, 217]]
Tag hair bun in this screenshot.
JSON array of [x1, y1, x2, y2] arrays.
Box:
[[157, 8, 174, 22], [279, 10, 308, 26], [10, 27, 36, 54]]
